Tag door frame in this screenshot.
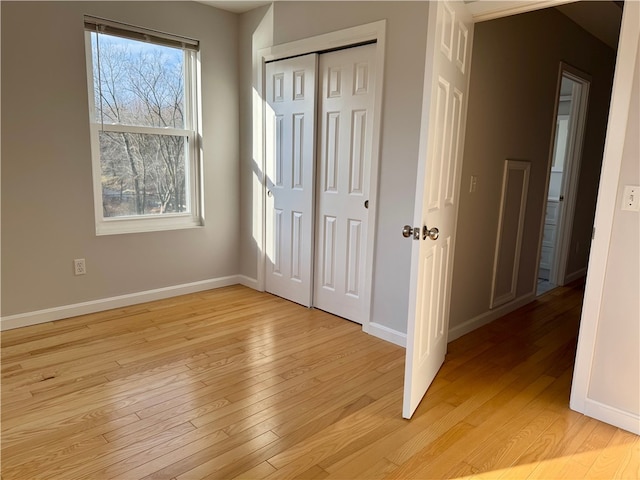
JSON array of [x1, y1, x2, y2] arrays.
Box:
[[571, 0, 639, 434], [536, 63, 591, 289], [255, 21, 387, 333], [450, 0, 638, 431], [406, 0, 632, 424]]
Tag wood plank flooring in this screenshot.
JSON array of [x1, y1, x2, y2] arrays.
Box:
[[1, 282, 637, 479]]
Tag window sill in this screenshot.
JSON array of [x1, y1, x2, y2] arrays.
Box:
[[96, 215, 204, 236]]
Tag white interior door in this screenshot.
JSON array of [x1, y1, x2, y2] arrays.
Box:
[[265, 54, 318, 306], [314, 44, 377, 324], [403, 0, 474, 419]]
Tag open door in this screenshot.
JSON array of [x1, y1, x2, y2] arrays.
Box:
[[403, 0, 474, 419]]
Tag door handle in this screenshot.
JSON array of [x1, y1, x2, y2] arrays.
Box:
[[404, 225, 439, 240], [402, 225, 419, 239], [423, 226, 439, 241]]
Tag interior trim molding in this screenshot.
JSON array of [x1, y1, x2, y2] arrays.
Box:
[[570, 1, 640, 423], [261, 20, 386, 62], [490, 159, 531, 309], [237, 275, 259, 290], [468, 0, 577, 23], [366, 322, 407, 348], [563, 267, 587, 285], [0, 276, 241, 331], [576, 398, 640, 435], [448, 291, 536, 342]]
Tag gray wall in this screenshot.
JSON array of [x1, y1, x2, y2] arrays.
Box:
[[450, 7, 616, 330], [238, 5, 273, 282], [588, 39, 639, 416], [1, 1, 240, 316], [3, 1, 621, 348], [239, 2, 429, 334]]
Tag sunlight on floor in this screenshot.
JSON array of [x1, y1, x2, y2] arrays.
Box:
[[452, 441, 640, 479]]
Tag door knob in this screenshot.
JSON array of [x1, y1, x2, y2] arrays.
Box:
[[402, 225, 420, 239], [423, 226, 439, 241], [267, 190, 273, 198], [402, 225, 414, 238]]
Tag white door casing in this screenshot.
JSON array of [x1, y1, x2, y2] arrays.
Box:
[[536, 65, 591, 291], [553, 67, 590, 286], [265, 54, 318, 306], [547, 111, 570, 283], [257, 21, 386, 333], [314, 44, 377, 324], [403, 0, 473, 419], [570, 0, 640, 433]]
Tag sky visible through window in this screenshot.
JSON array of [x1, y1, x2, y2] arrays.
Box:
[[91, 32, 184, 129]]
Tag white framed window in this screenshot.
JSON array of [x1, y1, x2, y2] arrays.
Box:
[[84, 17, 203, 235]]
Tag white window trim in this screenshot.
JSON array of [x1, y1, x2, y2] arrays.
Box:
[[84, 29, 204, 236]]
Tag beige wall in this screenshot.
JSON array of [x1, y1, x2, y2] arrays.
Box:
[[1, 2, 240, 316], [239, 2, 429, 334], [587, 39, 639, 416], [450, 7, 616, 330]]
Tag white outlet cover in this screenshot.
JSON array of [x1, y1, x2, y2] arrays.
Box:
[[622, 185, 640, 211], [74, 258, 86, 275]]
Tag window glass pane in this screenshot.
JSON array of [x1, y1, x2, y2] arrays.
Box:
[[99, 132, 189, 217], [91, 32, 185, 129]]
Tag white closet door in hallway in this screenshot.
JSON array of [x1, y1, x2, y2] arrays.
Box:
[[314, 44, 377, 324]]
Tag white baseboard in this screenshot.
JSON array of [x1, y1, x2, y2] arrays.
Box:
[[367, 322, 407, 348], [447, 291, 536, 342], [573, 398, 640, 435], [237, 275, 259, 290], [0, 275, 242, 331], [563, 267, 587, 284]]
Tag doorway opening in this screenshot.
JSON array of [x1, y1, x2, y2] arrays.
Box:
[[537, 66, 590, 297]]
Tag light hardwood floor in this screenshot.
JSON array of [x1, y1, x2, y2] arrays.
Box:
[[1, 282, 638, 479]]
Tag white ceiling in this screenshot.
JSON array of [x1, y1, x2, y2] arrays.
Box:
[[197, 0, 623, 49]]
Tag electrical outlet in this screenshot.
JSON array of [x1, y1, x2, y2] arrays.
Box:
[[622, 185, 640, 211], [74, 258, 86, 276]]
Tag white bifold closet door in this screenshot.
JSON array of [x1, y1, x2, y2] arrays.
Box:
[[314, 44, 376, 324], [265, 45, 376, 324]]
